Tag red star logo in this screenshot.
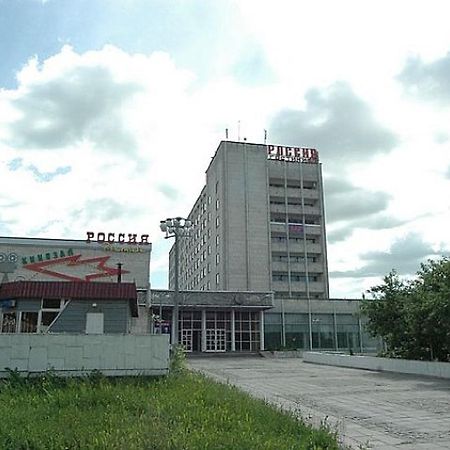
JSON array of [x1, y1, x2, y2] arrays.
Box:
[[24, 254, 129, 282]]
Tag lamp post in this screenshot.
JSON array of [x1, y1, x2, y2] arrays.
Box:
[[160, 217, 192, 346]]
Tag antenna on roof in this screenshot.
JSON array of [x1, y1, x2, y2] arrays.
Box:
[[225, 128, 229, 140], [264, 129, 267, 144]]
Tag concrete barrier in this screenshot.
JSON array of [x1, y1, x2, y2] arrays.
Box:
[[0, 333, 170, 377], [303, 352, 450, 379]]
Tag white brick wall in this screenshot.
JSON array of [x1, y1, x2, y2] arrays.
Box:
[[0, 333, 169, 377]]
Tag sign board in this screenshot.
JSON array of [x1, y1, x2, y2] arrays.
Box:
[[0, 237, 151, 290], [267, 145, 319, 163]]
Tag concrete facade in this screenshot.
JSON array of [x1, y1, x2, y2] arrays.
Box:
[[163, 141, 379, 353], [169, 141, 329, 299], [0, 333, 169, 377]]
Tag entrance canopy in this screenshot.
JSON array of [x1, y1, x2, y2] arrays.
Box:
[[151, 290, 274, 309]]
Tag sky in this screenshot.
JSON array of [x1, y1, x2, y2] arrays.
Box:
[[0, 0, 449, 298]]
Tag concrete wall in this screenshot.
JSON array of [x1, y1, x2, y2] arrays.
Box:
[[0, 333, 170, 377], [303, 352, 450, 380]]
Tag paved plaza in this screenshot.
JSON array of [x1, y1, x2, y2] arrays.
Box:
[[188, 356, 450, 449]]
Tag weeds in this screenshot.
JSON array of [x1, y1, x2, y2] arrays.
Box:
[[0, 370, 340, 449], [169, 344, 187, 374]]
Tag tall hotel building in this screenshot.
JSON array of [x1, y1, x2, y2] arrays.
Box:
[[169, 140, 329, 301]]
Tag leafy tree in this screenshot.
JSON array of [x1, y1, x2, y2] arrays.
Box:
[[362, 257, 450, 362]]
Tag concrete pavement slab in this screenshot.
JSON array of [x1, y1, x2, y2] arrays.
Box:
[[188, 357, 450, 449]]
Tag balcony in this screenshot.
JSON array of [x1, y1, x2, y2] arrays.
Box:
[[271, 260, 324, 273], [270, 222, 322, 236], [269, 186, 320, 200], [288, 242, 322, 254], [269, 204, 321, 216], [272, 281, 326, 294], [270, 241, 322, 255]]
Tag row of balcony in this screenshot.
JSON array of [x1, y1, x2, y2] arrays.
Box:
[[270, 222, 322, 235], [269, 203, 321, 216], [271, 261, 324, 273], [271, 241, 322, 254], [269, 186, 320, 200], [272, 280, 326, 293]]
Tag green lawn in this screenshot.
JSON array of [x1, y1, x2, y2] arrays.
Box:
[[0, 370, 340, 449]]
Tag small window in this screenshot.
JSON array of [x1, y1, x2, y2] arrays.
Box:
[[41, 311, 59, 331], [42, 298, 61, 309], [20, 312, 38, 333], [1, 312, 17, 333]]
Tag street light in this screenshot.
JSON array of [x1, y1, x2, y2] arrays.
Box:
[[160, 217, 192, 346]]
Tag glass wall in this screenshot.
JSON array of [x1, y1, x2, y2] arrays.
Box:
[[264, 310, 381, 353], [235, 311, 260, 351]]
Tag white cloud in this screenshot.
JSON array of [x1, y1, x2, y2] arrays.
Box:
[[1, 1, 450, 297]]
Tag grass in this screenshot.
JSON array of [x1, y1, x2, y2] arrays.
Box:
[[0, 369, 340, 450]]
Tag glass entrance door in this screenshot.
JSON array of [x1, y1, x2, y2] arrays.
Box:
[[181, 329, 193, 352], [206, 329, 226, 352]]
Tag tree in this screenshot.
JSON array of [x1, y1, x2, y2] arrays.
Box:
[[361, 257, 450, 362]]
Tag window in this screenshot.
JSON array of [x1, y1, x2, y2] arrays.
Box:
[[216, 198, 220, 210], [216, 216, 220, 227], [216, 273, 220, 285], [216, 235, 220, 246], [42, 298, 61, 309], [41, 311, 59, 328], [1, 312, 17, 333], [38, 298, 66, 332], [216, 253, 220, 265], [20, 312, 38, 333]]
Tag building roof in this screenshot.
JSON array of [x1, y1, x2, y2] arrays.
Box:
[[0, 281, 139, 316], [151, 289, 274, 309]]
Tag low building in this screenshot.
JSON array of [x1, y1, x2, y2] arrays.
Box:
[[0, 281, 138, 334], [151, 290, 273, 352], [0, 235, 152, 334]]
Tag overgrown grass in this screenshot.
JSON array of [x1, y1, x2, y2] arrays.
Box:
[[0, 370, 340, 449]]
